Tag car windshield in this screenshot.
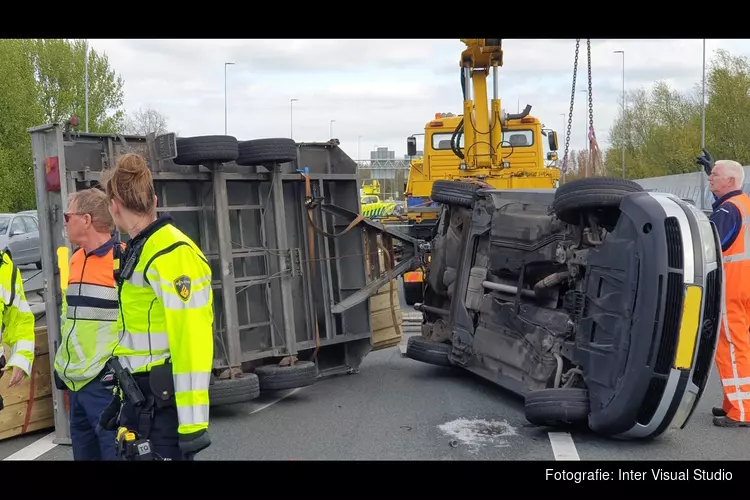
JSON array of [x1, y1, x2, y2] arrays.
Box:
[[0, 217, 8, 235]]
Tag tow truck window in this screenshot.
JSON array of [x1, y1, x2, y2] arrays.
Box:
[[431, 129, 535, 150], [0, 217, 8, 235]]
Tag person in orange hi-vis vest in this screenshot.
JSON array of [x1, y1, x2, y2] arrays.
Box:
[[702, 153, 750, 427]]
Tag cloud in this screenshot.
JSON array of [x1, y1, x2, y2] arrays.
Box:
[[89, 38, 750, 159]]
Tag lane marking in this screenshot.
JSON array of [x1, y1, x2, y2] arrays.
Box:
[[4, 431, 57, 461], [248, 387, 302, 415], [4, 387, 304, 461], [548, 432, 580, 460]]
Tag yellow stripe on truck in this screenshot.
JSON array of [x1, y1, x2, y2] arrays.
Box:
[[674, 284, 702, 370]]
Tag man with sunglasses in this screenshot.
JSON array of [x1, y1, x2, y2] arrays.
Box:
[[54, 188, 125, 459]]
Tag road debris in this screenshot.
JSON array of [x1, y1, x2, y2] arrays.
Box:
[[438, 418, 518, 452]]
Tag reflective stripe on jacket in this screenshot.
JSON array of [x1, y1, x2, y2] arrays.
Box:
[[54, 239, 123, 391], [715, 193, 750, 422], [114, 215, 214, 435], [0, 251, 35, 376]]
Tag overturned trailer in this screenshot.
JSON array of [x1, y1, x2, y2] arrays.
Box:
[[29, 121, 418, 444]]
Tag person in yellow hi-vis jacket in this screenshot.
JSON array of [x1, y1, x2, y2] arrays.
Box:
[[0, 249, 35, 389], [98, 153, 214, 461]]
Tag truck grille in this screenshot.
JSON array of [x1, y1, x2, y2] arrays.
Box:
[[665, 217, 683, 269], [655, 272, 684, 374]]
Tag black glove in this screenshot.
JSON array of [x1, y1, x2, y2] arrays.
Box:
[[697, 147, 714, 175], [178, 429, 211, 459], [96, 395, 121, 433]]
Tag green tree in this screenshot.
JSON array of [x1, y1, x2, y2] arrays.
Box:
[[0, 39, 44, 211], [0, 38, 126, 211], [603, 48, 750, 180], [29, 39, 126, 133]]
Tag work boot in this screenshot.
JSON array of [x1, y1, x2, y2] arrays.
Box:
[[712, 407, 727, 417], [712, 416, 750, 427]]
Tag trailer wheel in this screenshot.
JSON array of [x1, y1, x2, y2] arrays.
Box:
[[173, 135, 239, 166], [255, 360, 318, 391], [405, 336, 453, 367], [236, 138, 298, 166], [430, 180, 486, 208], [553, 177, 643, 226], [208, 373, 260, 407], [524, 388, 590, 428], [403, 281, 424, 305]]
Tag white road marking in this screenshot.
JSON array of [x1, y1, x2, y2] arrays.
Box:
[[3, 388, 304, 461], [4, 431, 57, 461], [548, 432, 580, 460], [247, 387, 302, 415]]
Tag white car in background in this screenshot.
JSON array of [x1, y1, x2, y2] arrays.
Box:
[[0, 212, 42, 268]]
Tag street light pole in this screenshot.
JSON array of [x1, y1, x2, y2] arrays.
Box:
[[290, 98, 298, 139], [700, 39, 707, 210], [614, 50, 625, 178], [85, 40, 89, 133], [224, 62, 235, 135]]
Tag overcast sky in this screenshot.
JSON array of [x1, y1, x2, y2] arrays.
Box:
[[89, 38, 750, 160]]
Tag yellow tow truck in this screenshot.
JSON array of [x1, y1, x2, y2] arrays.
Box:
[[360, 179, 402, 219], [400, 38, 561, 304]]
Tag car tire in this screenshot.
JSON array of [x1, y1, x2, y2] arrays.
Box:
[[405, 336, 453, 367], [255, 360, 318, 391], [524, 388, 590, 428], [208, 373, 260, 407], [173, 135, 239, 166], [430, 180, 486, 208], [553, 177, 644, 226]]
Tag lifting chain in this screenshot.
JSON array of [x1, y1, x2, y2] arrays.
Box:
[[561, 40, 580, 175], [562, 39, 597, 177]]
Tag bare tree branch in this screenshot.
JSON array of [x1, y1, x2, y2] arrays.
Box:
[[123, 105, 169, 136]]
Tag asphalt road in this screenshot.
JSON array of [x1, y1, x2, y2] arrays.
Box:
[[0, 280, 745, 461]]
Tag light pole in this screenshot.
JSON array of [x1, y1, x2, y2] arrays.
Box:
[[330, 119, 336, 139], [614, 50, 625, 178], [700, 39, 707, 210], [224, 62, 235, 135], [290, 98, 298, 139], [85, 40, 89, 133]]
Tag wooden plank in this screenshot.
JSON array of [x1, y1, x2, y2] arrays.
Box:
[[0, 326, 55, 440]]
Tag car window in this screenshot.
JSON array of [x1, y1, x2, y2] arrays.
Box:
[[21, 216, 37, 233], [10, 217, 25, 235], [0, 217, 9, 235]]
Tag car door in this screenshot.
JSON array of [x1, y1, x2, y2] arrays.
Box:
[[21, 216, 41, 265], [7, 216, 30, 264]]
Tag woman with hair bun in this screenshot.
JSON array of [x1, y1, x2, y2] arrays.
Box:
[[98, 152, 214, 461]]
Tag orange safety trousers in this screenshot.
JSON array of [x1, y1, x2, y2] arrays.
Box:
[[717, 193, 750, 422]]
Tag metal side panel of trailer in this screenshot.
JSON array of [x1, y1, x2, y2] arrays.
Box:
[[29, 124, 418, 444]]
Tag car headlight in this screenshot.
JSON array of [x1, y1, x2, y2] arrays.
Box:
[[681, 201, 718, 265], [699, 221, 718, 264]]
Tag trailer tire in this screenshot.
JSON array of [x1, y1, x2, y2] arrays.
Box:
[[236, 138, 298, 166], [208, 373, 260, 407], [553, 177, 643, 226], [173, 135, 239, 166], [430, 180, 485, 208], [403, 281, 424, 305], [524, 388, 590, 428], [405, 336, 453, 367], [255, 360, 318, 391]]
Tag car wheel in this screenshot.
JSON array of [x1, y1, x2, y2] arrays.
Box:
[[208, 373, 260, 407], [236, 138, 298, 166], [254, 360, 318, 391], [524, 388, 590, 428], [405, 336, 453, 367], [553, 177, 644, 227], [430, 180, 487, 208]]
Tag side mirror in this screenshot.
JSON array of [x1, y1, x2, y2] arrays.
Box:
[[547, 152, 558, 161], [548, 131, 558, 152], [407, 136, 417, 157]]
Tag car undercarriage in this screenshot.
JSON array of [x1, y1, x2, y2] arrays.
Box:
[[407, 177, 723, 440]]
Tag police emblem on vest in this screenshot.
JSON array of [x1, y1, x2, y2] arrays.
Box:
[[173, 275, 191, 301]]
